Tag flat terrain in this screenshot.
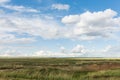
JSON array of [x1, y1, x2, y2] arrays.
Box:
[[0, 58, 119, 80]]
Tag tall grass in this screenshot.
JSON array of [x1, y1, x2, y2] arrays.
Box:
[[0, 58, 119, 80]]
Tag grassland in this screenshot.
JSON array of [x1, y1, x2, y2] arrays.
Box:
[[0, 58, 119, 80]]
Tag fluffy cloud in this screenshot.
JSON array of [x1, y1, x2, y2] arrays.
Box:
[[3, 16, 59, 39], [0, 16, 36, 44], [0, 9, 120, 43], [0, 0, 120, 58], [52, 4, 70, 10], [62, 9, 120, 40], [0, 11, 61, 43], [71, 45, 85, 53]]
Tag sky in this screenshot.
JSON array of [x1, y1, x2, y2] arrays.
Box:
[[0, 0, 120, 57]]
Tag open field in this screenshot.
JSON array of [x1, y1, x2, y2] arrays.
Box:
[[0, 58, 119, 80]]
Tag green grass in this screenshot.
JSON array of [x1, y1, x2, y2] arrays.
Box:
[[0, 58, 119, 80]]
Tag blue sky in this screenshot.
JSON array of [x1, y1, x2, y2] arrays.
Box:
[[0, 0, 120, 57]]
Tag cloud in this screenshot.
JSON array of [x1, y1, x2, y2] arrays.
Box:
[[103, 45, 120, 57], [62, 9, 120, 40], [0, 0, 10, 4], [34, 50, 83, 57], [0, 16, 36, 44], [0, 12, 58, 43], [0, 44, 84, 57], [0, 31, 36, 44], [0, 0, 39, 13], [6, 16, 59, 39], [52, 4, 70, 10], [1, 5, 39, 13], [0, 44, 120, 57], [80, 45, 120, 57], [1, 44, 85, 57], [34, 44, 120, 57], [0, 34, 36, 44], [0, 9, 4, 14], [3, 5, 39, 13], [33, 44, 86, 57], [0, 49, 28, 57], [0, 9, 120, 45], [71, 45, 85, 53], [60, 46, 66, 53], [0, 0, 120, 58]]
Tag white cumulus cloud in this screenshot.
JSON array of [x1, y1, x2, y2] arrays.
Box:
[[0, 9, 120, 44], [62, 9, 120, 40], [71, 45, 85, 53]]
